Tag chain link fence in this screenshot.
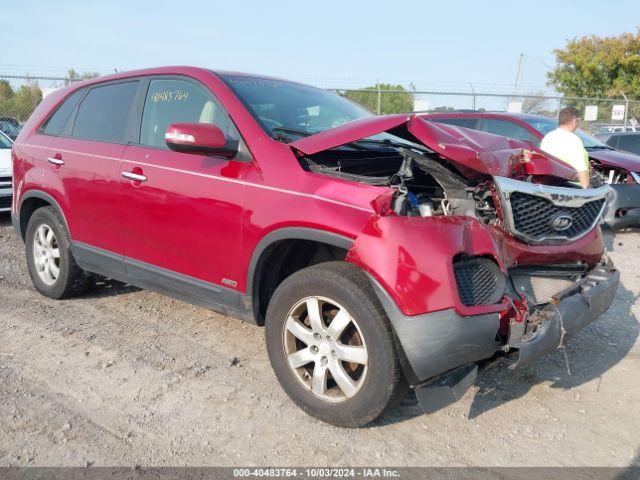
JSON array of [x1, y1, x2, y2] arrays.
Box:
[[2, 74, 640, 140], [334, 87, 640, 134], [0, 75, 82, 139]]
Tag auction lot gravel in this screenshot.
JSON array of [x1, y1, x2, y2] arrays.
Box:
[[0, 213, 639, 467]]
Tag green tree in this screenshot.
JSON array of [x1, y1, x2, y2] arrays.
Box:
[[0, 80, 13, 101], [11, 82, 43, 121], [344, 84, 414, 114], [548, 29, 640, 99]]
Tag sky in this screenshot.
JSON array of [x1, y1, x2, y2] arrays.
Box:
[[2, 0, 639, 96]]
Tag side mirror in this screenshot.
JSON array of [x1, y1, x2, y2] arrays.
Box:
[[165, 123, 237, 157]]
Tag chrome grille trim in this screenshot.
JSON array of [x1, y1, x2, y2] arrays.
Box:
[[494, 176, 610, 244]]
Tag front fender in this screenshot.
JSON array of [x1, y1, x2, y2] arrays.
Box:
[[346, 215, 506, 317]]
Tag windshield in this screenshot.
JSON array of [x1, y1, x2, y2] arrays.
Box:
[[0, 131, 12, 149], [219, 74, 416, 148], [522, 117, 607, 148], [220, 75, 371, 136]]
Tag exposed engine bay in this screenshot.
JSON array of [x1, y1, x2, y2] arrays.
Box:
[[301, 146, 497, 222]]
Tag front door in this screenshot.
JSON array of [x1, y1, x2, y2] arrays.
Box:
[[120, 76, 247, 311]]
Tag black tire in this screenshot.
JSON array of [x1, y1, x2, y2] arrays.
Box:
[[265, 261, 407, 427], [25, 206, 90, 299]]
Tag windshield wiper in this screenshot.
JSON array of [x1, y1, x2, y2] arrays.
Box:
[[272, 126, 313, 137]]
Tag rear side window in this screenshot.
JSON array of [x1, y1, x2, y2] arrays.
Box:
[[433, 117, 480, 129], [72, 81, 139, 143], [481, 119, 536, 143], [617, 135, 640, 155], [40, 89, 84, 136], [604, 136, 619, 148], [140, 78, 239, 149]]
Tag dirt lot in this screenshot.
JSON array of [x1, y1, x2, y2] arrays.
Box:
[[0, 212, 638, 467]]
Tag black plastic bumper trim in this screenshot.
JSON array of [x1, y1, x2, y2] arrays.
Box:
[[515, 262, 619, 368], [367, 275, 500, 384], [414, 363, 478, 414], [11, 212, 20, 237]]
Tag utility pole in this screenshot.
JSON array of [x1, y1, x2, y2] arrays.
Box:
[[469, 82, 476, 110], [621, 92, 629, 127], [512, 54, 524, 97]]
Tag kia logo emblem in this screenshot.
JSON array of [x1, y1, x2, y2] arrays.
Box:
[[550, 214, 573, 232]]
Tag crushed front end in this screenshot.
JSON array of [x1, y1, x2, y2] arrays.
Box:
[[346, 156, 617, 413], [291, 115, 619, 413]]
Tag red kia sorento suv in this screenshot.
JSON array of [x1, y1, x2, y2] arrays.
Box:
[[11, 67, 619, 427]]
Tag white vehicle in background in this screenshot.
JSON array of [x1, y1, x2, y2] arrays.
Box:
[[593, 124, 640, 134], [0, 130, 12, 212]]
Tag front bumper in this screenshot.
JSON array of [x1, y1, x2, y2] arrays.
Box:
[[369, 258, 619, 411], [0, 175, 12, 212], [0, 196, 12, 212], [509, 258, 619, 367], [602, 183, 640, 228]]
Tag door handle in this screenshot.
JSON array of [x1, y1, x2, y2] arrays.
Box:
[[121, 171, 147, 182], [47, 157, 65, 166]]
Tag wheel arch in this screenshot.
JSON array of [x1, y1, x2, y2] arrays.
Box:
[[247, 227, 355, 325], [17, 190, 70, 242]]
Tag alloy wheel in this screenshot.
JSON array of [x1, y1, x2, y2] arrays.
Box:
[[282, 296, 368, 403], [32, 224, 61, 286]]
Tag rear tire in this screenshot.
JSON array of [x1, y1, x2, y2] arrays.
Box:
[[25, 206, 90, 299], [265, 261, 407, 427]]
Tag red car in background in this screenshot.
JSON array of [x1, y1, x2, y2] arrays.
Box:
[[11, 67, 618, 426], [423, 111, 640, 228]]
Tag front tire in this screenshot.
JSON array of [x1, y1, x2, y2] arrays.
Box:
[[25, 206, 90, 299], [265, 262, 407, 427]]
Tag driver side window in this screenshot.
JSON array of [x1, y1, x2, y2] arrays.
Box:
[[140, 78, 239, 149]]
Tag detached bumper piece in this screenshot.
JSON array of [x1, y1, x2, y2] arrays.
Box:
[[511, 258, 619, 368], [414, 363, 478, 414]]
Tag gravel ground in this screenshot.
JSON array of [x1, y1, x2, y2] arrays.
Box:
[[0, 212, 639, 467]]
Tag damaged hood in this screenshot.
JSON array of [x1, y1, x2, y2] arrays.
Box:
[[587, 148, 640, 172], [290, 114, 578, 181]]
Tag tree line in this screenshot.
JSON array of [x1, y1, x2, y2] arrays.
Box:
[[0, 69, 98, 122]]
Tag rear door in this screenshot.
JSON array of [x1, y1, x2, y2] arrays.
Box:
[[41, 80, 140, 276], [120, 76, 247, 305]]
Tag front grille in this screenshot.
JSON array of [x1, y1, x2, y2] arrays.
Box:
[[0, 176, 11, 188], [510, 192, 605, 241], [453, 257, 506, 306], [0, 195, 11, 209], [494, 176, 609, 244]]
